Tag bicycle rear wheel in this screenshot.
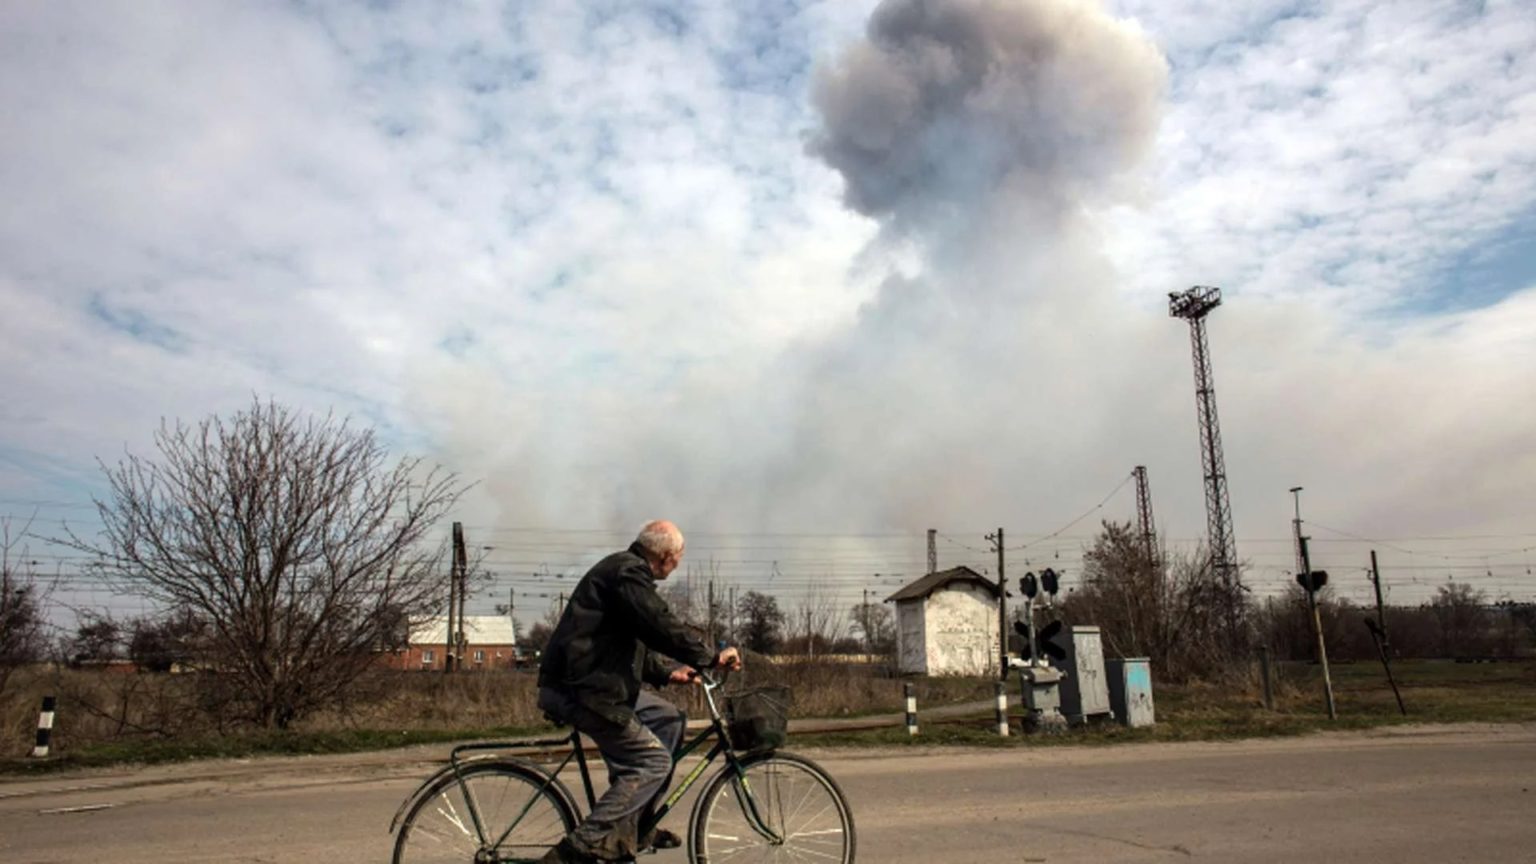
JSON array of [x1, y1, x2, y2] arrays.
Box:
[[689, 751, 855, 863], [394, 760, 577, 864]]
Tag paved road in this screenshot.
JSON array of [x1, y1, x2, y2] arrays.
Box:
[[2, 724, 1532, 862]]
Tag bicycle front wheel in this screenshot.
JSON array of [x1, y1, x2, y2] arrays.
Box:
[[394, 760, 578, 864], [689, 751, 855, 863]]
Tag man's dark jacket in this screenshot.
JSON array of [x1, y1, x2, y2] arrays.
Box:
[[538, 543, 716, 725]]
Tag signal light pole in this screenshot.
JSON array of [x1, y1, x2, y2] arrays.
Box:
[[1291, 487, 1336, 719]]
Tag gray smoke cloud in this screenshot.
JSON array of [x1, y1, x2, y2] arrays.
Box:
[[808, 0, 1166, 242], [751, 0, 1173, 528], [436, 0, 1178, 545]]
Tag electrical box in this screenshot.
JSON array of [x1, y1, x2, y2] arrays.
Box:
[[1016, 665, 1067, 733], [1106, 657, 1155, 727], [1058, 625, 1113, 723]]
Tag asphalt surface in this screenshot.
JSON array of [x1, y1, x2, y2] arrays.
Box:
[[1, 723, 1532, 862]]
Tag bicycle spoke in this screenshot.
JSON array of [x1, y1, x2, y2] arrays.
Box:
[[395, 763, 575, 864], [695, 755, 853, 863]]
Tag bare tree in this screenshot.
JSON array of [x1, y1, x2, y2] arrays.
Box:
[[1504, 602, 1536, 649], [66, 612, 124, 666], [789, 583, 848, 657], [518, 603, 563, 659], [128, 608, 210, 673], [736, 590, 785, 655], [1429, 582, 1490, 658], [1062, 521, 1251, 680], [849, 599, 895, 655], [1, 515, 50, 695], [71, 398, 463, 729], [660, 569, 703, 626]]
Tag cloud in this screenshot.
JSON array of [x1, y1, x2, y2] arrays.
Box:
[[808, 0, 1166, 239], [1, 0, 1534, 618], [1102, 0, 1536, 312]]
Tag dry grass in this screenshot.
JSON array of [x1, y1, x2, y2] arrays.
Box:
[[0, 659, 995, 765], [14, 658, 1520, 771], [797, 659, 1536, 748]]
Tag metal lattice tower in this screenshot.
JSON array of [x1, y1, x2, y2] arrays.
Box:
[[1133, 465, 1157, 563], [1169, 286, 1239, 595]]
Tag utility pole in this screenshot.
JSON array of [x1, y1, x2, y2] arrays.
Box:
[[507, 586, 517, 640], [986, 528, 1007, 680], [1291, 488, 1336, 719], [707, 579, 716, 647], [1368, 550, 1407, 715], [1369, 550, 1388, 645], [444, 565, 456, 674], [453, 521, 468, 672], [446, 522, 463, 674], [862, 588, 872, 654], [926, 529, 937, 575]]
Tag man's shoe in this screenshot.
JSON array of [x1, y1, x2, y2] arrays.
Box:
[[539, 837, 600, 864], [640, 827, 683, 851]]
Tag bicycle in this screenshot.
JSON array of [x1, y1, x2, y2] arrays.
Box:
[[388, 670, 856, 863]]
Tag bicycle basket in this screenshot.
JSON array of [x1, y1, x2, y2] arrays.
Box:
[[725, 686, 791, 753]]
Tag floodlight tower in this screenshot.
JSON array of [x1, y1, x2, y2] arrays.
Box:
[[1169, 286, 1240, 603], [1133, 465, 1157, 564]]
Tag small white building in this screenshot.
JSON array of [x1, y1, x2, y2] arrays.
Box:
[[886, 566, 1001, 676]]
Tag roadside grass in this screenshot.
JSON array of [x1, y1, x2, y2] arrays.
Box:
[[0, 723, 555, 777], [794, 659, 1536, 749], [2, 660, 1529, 774], [0, 661, 992, 775]]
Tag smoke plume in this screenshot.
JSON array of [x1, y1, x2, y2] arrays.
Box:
[[441, 0, 1178, 542], [808, 0, 1165, 243], [754, 0, 1173, 527]]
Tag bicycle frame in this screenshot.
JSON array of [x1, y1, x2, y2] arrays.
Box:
[[394, 672, 785, 854], [642, 676, 784, 844]]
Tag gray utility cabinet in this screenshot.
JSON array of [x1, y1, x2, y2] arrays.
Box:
[[1106, 657, 1156, 727], [1058, 625, 1114, 723]]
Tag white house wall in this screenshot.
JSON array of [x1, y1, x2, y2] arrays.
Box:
[[922, 584, 998, 676]]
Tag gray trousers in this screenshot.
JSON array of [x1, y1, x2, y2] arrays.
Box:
[[538, 688, 686, 861]]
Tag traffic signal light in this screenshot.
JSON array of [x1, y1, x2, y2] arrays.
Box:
[[1295, 570, 1329, 593], [1040, 568, 1059, 597], [1021, 572, 1038, 599]]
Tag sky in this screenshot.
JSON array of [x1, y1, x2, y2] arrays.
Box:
[[2, 0, 1533, 627]]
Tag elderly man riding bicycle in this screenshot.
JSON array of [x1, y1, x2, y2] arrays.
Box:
[[536, 520, 742, 863]]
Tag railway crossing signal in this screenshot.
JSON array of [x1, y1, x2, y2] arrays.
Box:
[[1013, 618, 1068, 663]]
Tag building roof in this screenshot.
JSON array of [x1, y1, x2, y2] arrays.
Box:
[[411, 614, 519, 645], [885, 566, 1000, 603]]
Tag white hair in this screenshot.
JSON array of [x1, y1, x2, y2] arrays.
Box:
[[635, 520, 684, 557]]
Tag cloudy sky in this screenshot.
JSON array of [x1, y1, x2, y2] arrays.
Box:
[[2, 0, 1533, 621]]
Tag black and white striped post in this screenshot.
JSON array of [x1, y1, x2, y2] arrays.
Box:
[[904, 682, 918, 736], [995, 682, 1009, 736], [32, 695, 56, 758]]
